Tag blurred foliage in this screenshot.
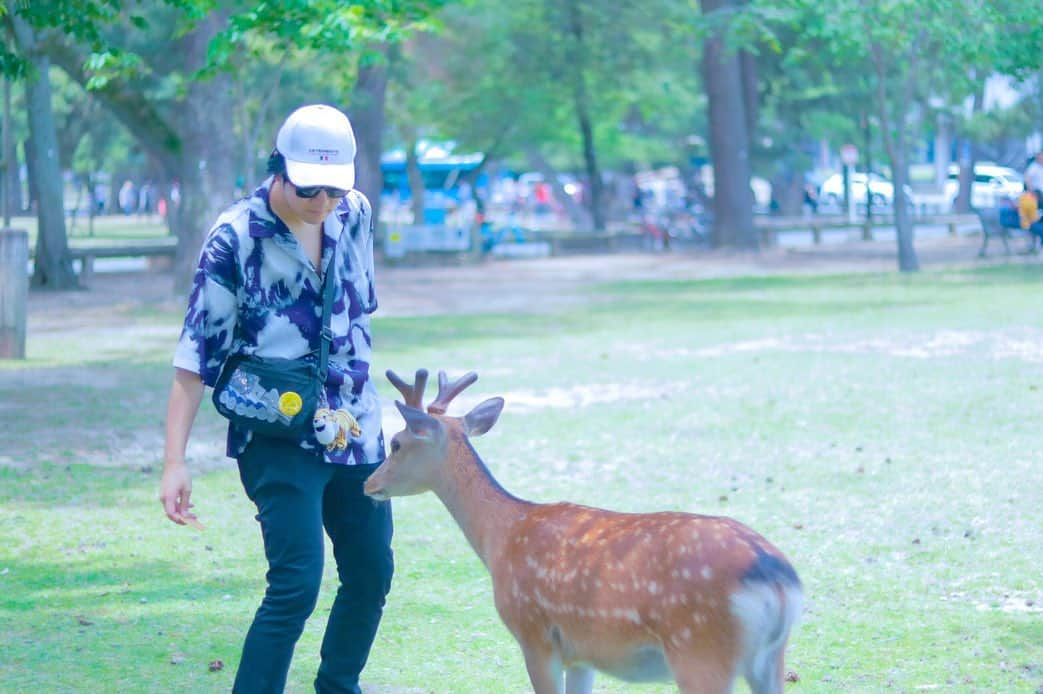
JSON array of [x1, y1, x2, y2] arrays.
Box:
[[3, 0, 1042, 206]]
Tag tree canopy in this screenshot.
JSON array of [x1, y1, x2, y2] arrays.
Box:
[[6, 0, 1043, 283]]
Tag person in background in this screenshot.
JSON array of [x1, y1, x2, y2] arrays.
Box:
[[1016, 182, 1043, 253], [1024, 151, 1043, 199], [159, 104, 393, 694], [118, 179, 136, 215]]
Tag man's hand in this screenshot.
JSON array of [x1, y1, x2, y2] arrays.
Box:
[[159, 462, 195, 525], [161, 369, 205, 527]]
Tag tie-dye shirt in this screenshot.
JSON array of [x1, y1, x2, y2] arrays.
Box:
[[173, 178, 385, 466]]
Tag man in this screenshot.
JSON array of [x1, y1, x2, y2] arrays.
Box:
[[159, 104, 393, 693], [1025, 151, 1043, 198]]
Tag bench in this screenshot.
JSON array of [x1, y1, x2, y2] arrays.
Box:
[[522, 228, 646, 255], [973, 207, 1034, 257], [67, 238, 178, 282], [755, 213, 981, 246]]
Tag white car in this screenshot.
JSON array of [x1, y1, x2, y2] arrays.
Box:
[[944, 164, 1023, 208], [818, 172, 909, 209]]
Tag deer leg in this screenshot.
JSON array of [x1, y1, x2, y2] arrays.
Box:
[[564, 665, 594, 694], [520, 645, 563, 694]]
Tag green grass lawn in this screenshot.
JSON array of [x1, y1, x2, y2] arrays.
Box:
[[9, 213, 169, 245], [1, 265, 1042, 692]]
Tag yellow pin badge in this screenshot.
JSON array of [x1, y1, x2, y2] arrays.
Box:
[[278, 391, 303, 417]]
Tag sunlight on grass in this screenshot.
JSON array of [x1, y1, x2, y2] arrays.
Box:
[[1, 265, 1041, 692]]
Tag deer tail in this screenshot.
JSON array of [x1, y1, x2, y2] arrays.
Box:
[[730, 548, 804, 694]]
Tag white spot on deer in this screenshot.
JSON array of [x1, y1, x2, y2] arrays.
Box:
[[648, 581, 659, 595], [701, 565, 714, 580], [681, 568, 692, 580], [681, 627, 692, 641], [526, 556, 539, 569], [611, 607, 641, 624]]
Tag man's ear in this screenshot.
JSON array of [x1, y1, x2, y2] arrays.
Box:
[[463, 397, 504, 437], [396, 401, 442, 439]]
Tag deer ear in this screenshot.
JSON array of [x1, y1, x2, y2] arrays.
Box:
[[396, 401, 441, 439], [463, 397, 504, 437]]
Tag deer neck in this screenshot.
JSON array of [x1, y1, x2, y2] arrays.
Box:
[[430, 435, 531, 569]]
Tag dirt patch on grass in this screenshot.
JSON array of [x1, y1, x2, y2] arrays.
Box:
[[5, 233, 1031, 473], [25, 234, 1019, 321]]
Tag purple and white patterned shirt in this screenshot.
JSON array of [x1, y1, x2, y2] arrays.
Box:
[[173, 178, 385, 466]]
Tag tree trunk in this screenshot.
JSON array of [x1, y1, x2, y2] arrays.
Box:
[[40, 12, 235, 296], [564, 0, 604, 231], [10, 16, 78, 289], [169, 76, 237, 295], [740, 48, 759, 156], [954, 81, 984, 213], [165, 16, 237, 295], [700, 0, 757, 249], [871, 42, 918, 272], [350, 44, 389, 227], [2, 128, 21, 216], [405, 135, 425, 223]]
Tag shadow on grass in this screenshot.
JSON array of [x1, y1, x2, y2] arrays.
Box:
[[0, 556, 255, 613]]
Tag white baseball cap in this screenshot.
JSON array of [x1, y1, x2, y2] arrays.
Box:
[[275, 104, 356, 191]]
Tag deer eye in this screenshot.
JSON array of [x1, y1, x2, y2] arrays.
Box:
[[390, 439, 401, 453]]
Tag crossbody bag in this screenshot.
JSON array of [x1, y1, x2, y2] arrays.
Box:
[[211, 268, 337, 441]]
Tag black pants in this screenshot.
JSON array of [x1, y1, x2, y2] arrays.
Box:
[[232, 436, 394, 694]]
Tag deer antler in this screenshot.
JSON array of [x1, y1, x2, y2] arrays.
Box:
[[386, 368, 429, 409], [427, 370, 478, 415]]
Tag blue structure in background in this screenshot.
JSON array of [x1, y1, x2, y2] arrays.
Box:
[[380, 142, 488, 223]]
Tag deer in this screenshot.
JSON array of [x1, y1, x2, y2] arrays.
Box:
[[364, 369, 803, 694]]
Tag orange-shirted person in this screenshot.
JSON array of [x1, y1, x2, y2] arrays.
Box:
[[1016, 184, 1043, 252]]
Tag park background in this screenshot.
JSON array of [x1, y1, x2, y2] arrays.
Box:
[[2, 1, 1043, 692]]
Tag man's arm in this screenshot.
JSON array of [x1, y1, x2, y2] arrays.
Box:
[[159, 367, 205, 525]]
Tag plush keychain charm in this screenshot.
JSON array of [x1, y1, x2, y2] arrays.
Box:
[[313, 408, 362, 452]]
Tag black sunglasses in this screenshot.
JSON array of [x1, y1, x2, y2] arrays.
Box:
[[289, 179, 349, 200]]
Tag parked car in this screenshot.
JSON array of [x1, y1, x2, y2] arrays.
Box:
[[818, 172, 910, 209], [944, 163, 1023, 209]]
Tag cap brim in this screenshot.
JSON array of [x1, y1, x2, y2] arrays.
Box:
[[284, 159, 355, 191]]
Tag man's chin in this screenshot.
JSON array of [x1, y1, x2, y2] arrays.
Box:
[[301, 210, 328, 224]]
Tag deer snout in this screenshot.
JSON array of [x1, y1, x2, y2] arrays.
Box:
[[363, 472, 389, 501]]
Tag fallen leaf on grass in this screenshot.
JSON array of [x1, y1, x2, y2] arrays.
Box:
[[786, 671, 799, 682], [208, 659, 224, 672], [170, 654, 186, 665], [75, 615, 93, 626]]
